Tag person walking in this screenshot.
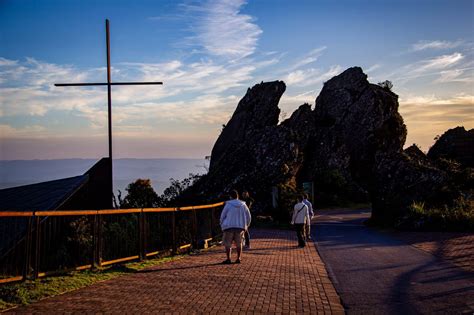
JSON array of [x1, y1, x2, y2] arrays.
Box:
[[220, 190, 252, 264], [303, 193, 314, 240], [241, 190, 254, 249], [291, 195, 310, 248]]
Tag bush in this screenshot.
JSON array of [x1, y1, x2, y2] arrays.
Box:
[[115, 179, 162, 208], [160, 173, 202, 206], [377, 80, 393, 91], [396, 197, 474, 231], [275, 181, 304, 221], [314, 169, 350, 206]]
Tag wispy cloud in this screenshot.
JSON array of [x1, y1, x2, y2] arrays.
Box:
[[400, 93, 474, 106], [365, 64, 381, 73], [183, 0, 262, 60], [0, 57, 18, 67], [399, 93, 474, 150], [415, 52, 464, 73], [383, 52, 468, 83], [0, 57, 247, 127], [412, 40, 462, 51], [435, 68, 474, 83], [279, 65, 343, 112], [0, 124, 47, 138], [285, 69, 319, 85], [287, 46, 327, 72], [284, 65, 342, 88]]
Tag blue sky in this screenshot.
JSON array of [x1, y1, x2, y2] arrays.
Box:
[[0, 0, 473, 159]]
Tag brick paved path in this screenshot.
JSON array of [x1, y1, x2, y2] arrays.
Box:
[[9, 229, 344, 314]]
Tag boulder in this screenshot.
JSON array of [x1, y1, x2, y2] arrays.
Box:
[[428, 126, 474, 168], [310, 67, 406, 185], [300, 67, 405, 204]]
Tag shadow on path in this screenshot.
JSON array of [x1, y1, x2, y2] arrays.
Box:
[[314, 208, 474, 314]]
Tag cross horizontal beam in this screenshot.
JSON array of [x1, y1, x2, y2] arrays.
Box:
[[55, 82, 163, 87]]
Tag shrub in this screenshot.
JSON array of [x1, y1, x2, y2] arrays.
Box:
[[275, 181, 304, 221], [160, 173, 202, 206], [396, 197, 474, 231], [313, 169, 351, 206], [377, 80, 393, 91], [116, 179, 162, 208]]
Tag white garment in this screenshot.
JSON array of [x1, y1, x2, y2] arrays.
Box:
[[303, 199, 314, 217], [291, 202, 310, 224], [220, 199, 252, 231]]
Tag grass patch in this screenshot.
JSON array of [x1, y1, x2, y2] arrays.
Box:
[[396, 197, 474, 231], [0, 255, 183, 311]]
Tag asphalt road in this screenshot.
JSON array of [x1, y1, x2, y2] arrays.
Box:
[[313, 209, 474, 315]]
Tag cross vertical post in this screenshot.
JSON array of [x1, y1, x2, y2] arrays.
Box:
[[54, 19, 163, 207], [105, 19, 113, 201], [106, 19, 113, 163]]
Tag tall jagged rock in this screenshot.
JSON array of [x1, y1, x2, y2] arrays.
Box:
[[311, 67, 406, 184], [180, 83, 312, 214], [210, 81, 286, 170], [300, 67, 406, 204]]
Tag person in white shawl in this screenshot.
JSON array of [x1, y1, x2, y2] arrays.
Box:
[[220, 190, 251, 264], [291, 195, 310, 248]]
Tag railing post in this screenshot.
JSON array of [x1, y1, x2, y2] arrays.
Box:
[[143, 210, 148, 259], [171, 209, 177, 255], [92, 214, 98, 269], [139, 209, 146, 261], [23, 215, 33, 280], [210, 207, 215, 239], [97, 214, 103, 267], [192, 208, 198, 249], [33, 215, 41, 280]]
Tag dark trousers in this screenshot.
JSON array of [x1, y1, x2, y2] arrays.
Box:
[[244, 229, 250, 246], [295, 224, 306, 247]]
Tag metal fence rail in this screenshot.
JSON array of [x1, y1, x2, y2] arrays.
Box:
[[0, 202, 224, 284]]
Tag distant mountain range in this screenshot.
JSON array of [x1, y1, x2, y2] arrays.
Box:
[[0, 158, 207, 195]]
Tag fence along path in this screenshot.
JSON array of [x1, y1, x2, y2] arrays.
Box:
[[9, 229, 345, 314], [0, 202, 225, 284]]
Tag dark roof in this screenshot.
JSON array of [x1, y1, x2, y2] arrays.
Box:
[[0, 175, 89, 211]]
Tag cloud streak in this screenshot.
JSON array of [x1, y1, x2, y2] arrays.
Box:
[[415, 52, 464, 72], [183, 0, 262, 60], [399, 93, 474, 149], [412, 40, 462, 51]]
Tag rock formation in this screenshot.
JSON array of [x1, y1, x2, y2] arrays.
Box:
[[427, 126, 474, 168], [300, 67, 406, 204], [180, 67, 473, 225], [210, 81, 286, 170], [184, 81, 311, 215]]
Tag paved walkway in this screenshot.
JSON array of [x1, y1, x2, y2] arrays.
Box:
[[390, 230, 474, 273], [9, 229, 344, 314], [314, 208, 474, 314]]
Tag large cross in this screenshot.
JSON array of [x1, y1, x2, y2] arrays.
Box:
[[55, 19, 163, 205]]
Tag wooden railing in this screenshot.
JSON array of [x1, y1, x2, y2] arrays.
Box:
[[0, 202, 225, 284]]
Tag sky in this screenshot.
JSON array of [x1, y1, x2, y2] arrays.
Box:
[[0, 0, 473, 160]]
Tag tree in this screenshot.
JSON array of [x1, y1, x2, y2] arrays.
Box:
[[116, 179, 161, 208], [377, 80, 393, 91], [160, 173, 202, 205]]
